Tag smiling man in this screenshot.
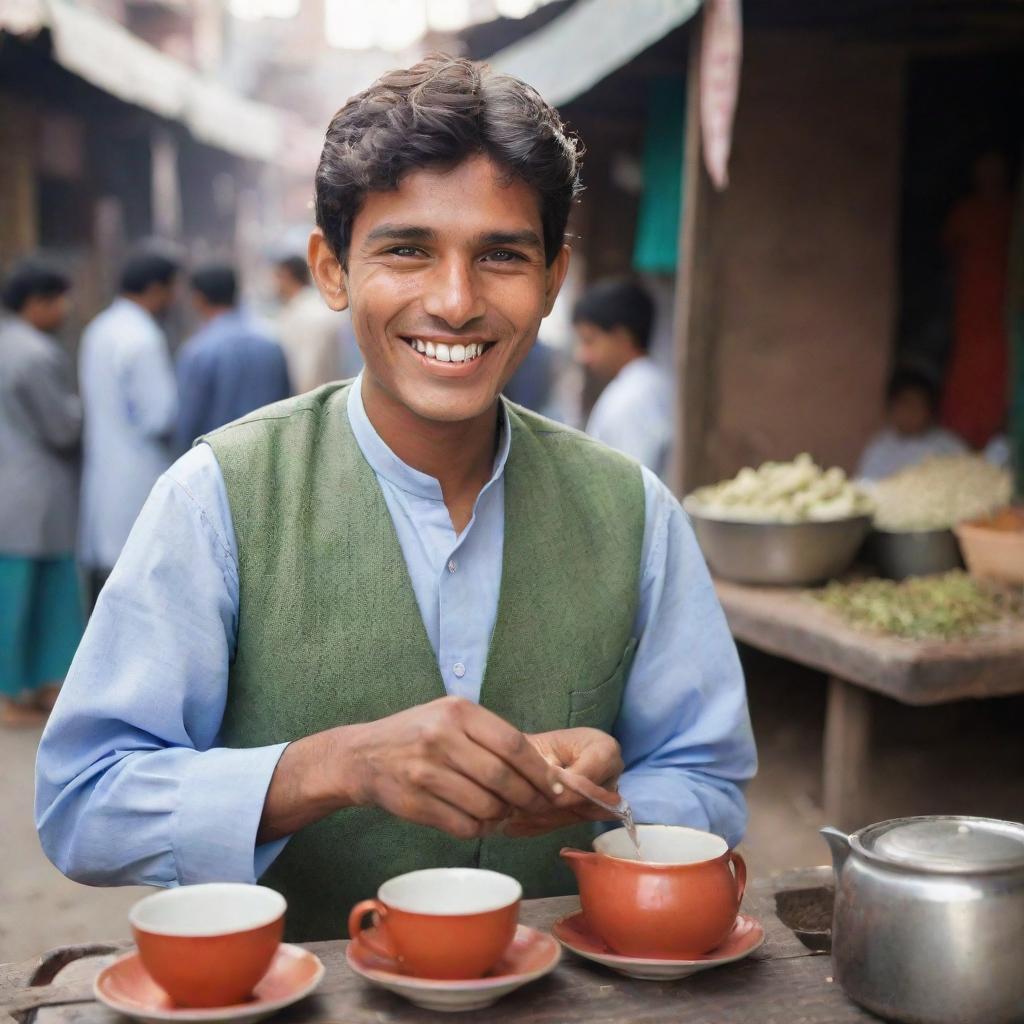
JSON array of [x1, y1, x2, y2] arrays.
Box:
[[36, 56, 756, 941]]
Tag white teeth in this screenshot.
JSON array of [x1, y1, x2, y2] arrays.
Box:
[[410, 339, 488, 363]]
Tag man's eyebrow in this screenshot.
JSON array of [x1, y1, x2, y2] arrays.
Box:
[[477, 230, 543, 250], [363, 224, 436, 245]]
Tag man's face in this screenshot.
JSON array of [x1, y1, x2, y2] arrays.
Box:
[[889, 387, 933, 437], [25, 292, 70, 333], [312, 154, 569, 424], [273, 266, 297, 304], [575, 320, 634, 383], [148, 278, 178, 317]]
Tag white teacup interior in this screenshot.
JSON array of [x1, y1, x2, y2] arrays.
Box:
[[379, 868, 522, 916], [130, 883, 286, 937], [595, 825, 728, 864]]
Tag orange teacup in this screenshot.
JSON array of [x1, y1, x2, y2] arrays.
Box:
[[130, 883, 286, 1007], [561, 824, 746, 959], [348, 868, 521, 980]]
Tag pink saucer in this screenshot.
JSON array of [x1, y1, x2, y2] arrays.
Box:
[[553, 911, 765, 980], [93, 944, 324, 1024], [346, 923, 560, 1012]]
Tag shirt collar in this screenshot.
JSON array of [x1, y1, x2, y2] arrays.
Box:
[[346, 373, 512, 501]]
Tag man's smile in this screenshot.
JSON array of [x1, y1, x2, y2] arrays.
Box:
[[400, 335, 498, 372]]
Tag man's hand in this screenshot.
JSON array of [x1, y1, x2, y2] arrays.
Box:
[[258, 697, 562, 843], [502, 728, 624, 838]]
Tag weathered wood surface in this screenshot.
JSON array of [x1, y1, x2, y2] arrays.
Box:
[[2, 872, 873, 1024], [715, 578, 1024, 705]]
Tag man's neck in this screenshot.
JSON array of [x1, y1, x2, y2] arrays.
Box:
[[122, 294, 156, 317], [360, 374, 499, 531]]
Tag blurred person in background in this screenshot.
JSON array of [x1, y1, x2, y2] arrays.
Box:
[[0, 262, 83, 727], [942, 150, 1015, 450], [79, 253, 179, 607], [273, 254, 345, 392], [574, 277, 672, 477], [503, 336, 564, 418], [858, 367, 966, 481], [174, 264, 291, 453]]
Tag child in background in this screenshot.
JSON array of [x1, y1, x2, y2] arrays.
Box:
[[858, 368, 967, 481]]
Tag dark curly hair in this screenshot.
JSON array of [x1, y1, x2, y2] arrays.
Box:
[[314, 54, 583, 268]]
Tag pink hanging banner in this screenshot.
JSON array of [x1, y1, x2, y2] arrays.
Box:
[[700, 0, 743, 190]]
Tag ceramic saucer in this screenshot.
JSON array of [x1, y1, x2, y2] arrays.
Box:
[[552, 911, 765, 980], [346, 923, 560, 1012], [93, 944, 325, 1024]]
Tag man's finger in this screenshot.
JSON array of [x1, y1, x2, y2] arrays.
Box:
[[418, 762, 510, 822], [443, 735, 552, 814], [459, 705, 562, 801], [378, 781, 488, 841]]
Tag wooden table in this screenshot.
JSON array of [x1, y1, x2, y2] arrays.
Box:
[[715, 578, 1024, 829], [1, 871, 872, 1024]]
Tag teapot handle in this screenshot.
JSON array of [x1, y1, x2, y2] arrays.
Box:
[[728, 851, 747, 907]]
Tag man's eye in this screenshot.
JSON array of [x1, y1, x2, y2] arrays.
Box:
[[387, 246, 423, 257], [485, 250, 524, 263]]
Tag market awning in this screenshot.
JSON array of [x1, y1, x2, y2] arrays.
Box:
[[487, 0, 703, 107], [0, 0, 284, 163]]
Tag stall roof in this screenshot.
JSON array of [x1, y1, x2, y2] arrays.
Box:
[[0, 0, 284, 162], [487, 0, 702, 106]]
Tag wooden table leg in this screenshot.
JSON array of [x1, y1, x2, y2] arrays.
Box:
[[823, 676, 872, 831]]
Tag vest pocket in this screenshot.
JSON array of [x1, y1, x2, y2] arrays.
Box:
[[568, 637, 638, 728]]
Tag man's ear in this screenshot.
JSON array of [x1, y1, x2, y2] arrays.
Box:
[[308, 228, 349, 312], [542, 243, 571, 317]]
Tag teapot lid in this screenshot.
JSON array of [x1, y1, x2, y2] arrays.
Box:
[[859, 816, 1024, 873]]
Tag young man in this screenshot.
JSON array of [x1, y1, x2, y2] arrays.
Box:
[[857, 367, 966, 481], [574, 277, 673, 477], [37, 56, 755, 941], [0, 262, 82, 727], [273, 254, 347, 392], [174, 264, 291, 452], [78, 253, 179, 604]]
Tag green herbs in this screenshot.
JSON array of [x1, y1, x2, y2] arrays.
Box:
[[811, 571, 1020, 640]]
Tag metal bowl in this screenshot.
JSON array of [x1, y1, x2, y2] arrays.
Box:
[[869, 528, 963, 580], [683, 505, 871, 586]]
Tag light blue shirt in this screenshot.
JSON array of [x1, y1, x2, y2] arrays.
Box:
[[36, 376, 756, 888], [585, 356, 673, 479], [857, 426, 967, 481], [78, 298, 177, 569]]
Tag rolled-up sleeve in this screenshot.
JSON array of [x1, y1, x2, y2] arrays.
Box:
[[35, 444, 289, 887], [613, 468, 758, 848]]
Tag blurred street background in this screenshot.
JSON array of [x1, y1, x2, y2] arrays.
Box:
[[2, 0, 1023, 965]]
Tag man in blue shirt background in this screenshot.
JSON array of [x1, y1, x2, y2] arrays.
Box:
[[174, 264, 291, 453]]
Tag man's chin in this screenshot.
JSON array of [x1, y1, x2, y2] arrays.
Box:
[[394, 380, 503, 426]]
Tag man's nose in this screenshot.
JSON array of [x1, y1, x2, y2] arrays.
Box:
[[421, 257, 486, 329]]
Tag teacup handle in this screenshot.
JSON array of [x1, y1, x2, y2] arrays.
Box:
[[348, 899, 399, 960], [728, 851, 747, 907]]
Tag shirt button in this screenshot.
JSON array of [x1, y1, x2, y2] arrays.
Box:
[[447, 559, 457, 574], [453, 662, 466, 678]]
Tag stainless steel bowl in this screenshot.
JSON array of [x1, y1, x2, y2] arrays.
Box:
[[683, 505, 871, 585], [870, 528, 963, 580]]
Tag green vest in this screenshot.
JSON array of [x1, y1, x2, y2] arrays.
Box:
[[205, 383, 645, 941]]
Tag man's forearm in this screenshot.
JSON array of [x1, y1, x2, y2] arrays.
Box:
[[256, 725, 365, 843]]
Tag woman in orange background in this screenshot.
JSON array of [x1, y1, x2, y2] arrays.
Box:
[[942, 150, 1015, 450]]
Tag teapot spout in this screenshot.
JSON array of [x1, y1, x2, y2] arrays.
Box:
[[560, 846, 598, 881], [820, 826, 852, 878]]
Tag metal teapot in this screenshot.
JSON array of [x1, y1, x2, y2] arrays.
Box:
[[822, 816, 1024, 1024]]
